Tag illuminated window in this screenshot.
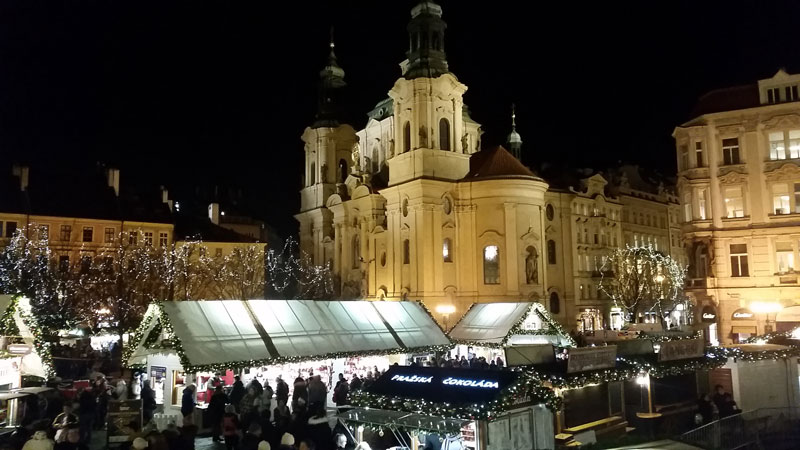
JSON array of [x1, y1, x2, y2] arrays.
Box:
[[724, 186, 744, 218], [730, 244, 749, 277], [483, 245, 499, 284], [776, 242, 794, 274], [443, 238, 452, 262], [722, 138, 740, 165], [439, 118, 450, 150], [104, 227, 115, 243], [773, 183, 790, 214], [698, 188, 708, 220]]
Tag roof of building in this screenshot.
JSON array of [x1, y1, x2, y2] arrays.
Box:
[[448, 302, 573, 347], [0, 164, 173, 224], [688, 84, 761, 119], [173, 214, 260, 243], [462, 145, 538, 180]]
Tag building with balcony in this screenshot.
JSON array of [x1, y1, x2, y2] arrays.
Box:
[[674, 69, 800, 344]]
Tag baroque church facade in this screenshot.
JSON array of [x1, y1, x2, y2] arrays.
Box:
[[296, 2, 683, 330]]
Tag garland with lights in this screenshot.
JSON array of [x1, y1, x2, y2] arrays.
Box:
[[450, 303, 575, 349], [121, 311, 154, 366], [637, 330, 703, 343], [350, 369, 563, 420], [744, 326, 800, 344], [127, 302, 454, 373], [143, 321, 163, 349], [709, 345, 800, 362], [0, 296, 20, 337], [15, 297, 55, 379]]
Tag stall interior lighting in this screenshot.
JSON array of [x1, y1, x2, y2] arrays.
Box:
[[636, 374, 650, 386], [435, 305, 456, 315]]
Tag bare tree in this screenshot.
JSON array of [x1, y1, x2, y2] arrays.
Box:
[[206, 244, 266, 300], [171, 240, 216, 301], [265, 238, 334, 299], [599, 246, 686, 325]]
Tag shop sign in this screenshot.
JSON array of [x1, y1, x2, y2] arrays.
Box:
[[7, 344, 31, 355], [658, 339, 705, 362], [732, 308, 754, 320], [701, 306, 717, 323], [390, 374, 500, 389], [150, 366, 167, 381], [566, 346, 617, 373]]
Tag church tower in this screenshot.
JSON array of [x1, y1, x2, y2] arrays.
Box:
[[507, 104, 523, 160], [386, 1, 472, 186], [296, 35, 357, 263]]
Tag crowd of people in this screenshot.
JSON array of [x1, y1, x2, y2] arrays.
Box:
[[696, 384, 742, 425], [419, 354, 504, 370], [51, 341, 121, 384]]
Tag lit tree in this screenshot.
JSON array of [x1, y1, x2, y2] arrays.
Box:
[[74, 230, 172, 351], [0, 227, 79, 332], [206, 244, 266, 300], [171, 240, 216, 301], [599, 246, 687, 326], [265, 238, 334, 299]]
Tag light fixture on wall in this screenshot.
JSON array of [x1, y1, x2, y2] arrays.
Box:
[[436, 304, 456, 331]]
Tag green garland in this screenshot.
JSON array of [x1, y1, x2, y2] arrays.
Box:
[[143, 321, 163, 349], [744, 326, 800, 344], [637, 330, 703, 343], [502, 304, 576, 347], [350, 369, 562, 420], [0, 296, 20, 337], [122, 311, 154, 366], [16, 297, 54, 379], [709, 345, 800, 362]]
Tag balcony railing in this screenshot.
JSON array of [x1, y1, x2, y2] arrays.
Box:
[[678, 408, 800, 450]]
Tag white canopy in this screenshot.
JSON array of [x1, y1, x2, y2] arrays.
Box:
[[448, 302, 571, 346], [130, 300, 450, 369]]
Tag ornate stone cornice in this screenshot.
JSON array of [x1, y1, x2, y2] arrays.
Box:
[[763, 113, 800, 130], [764, 162, 800, 181], [717, 168, 748, 185]]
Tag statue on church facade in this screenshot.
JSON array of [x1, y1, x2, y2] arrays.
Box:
[[461, 133, 469, 152], [351, 139, 361, 174], [525, 246, 539, 284]]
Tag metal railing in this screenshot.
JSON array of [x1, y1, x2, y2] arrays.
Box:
[[677, 408, 800, 450]]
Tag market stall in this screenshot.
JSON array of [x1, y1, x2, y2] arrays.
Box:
[[344, 365, 555, 450], [0, 295, 51, 382], [447, 302, 574, 365], [125, 299, 452, 426], [0, 387, 54, 438]]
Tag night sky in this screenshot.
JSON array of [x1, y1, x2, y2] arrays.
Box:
[[3, 0, 800, 237]]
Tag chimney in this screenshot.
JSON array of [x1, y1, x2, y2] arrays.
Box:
[[208, 203, 220, 225], [106, 168, 120, 197], [160, 186, 173, 212], [11, 165, 29, 191]]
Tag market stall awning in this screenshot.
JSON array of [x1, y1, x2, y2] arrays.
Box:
[[448, 302, 573, 347], [337, 408, 468, 434], [128, 300, 451, 370]]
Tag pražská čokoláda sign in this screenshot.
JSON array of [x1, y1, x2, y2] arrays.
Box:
[[391, 374, 500, 389]]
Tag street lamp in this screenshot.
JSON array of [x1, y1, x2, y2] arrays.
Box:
[[436, 304, 456, 331], [750, 301, 782, 334]]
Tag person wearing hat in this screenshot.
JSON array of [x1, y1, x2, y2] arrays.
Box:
[[279, 432, 296, 450], [21, 431, 53, 450], [132, 437, 148, 450]]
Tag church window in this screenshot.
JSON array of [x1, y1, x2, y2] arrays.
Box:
[[402, 198, 409, 217], [372, 146, 379, 172], [549, 292, 560, 314], [546, 204, 554, 221], [339, 159, 348, 183], [403, 122, 411, 153], [443, 238, 452, 262], [403, 239, 410, 264], [547, 240, 556, 264], [310, 162, 315, 185], [439, 118, 450, 150], [483, 245, 500, 285], [352, 235, 360, 269], [432, 33, 440, 51]]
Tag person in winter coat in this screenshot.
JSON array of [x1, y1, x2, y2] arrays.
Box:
[[230, 376, 246, 412], [333, 374, 349, 408], [141, 380, 157, 426], [114, 379, 128, 401], [53, 404, 79, 443], [222, 405, 240, 450], [240, 386, 260, 428], [249, 379, 264, 397], [77, 387, 95, 444], [54, 426, 87, 450], [209, 386, 229, 442], [306, 407, 332, 450], [307, 376, 326, 412], [21, 431, 54, 450], [291, 377, 308, 413], [275, 376, 289, 405], [181, 384, 196, 425], [349, 375, 361, 392]]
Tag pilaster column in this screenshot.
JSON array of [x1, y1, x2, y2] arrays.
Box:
[[453, 98, 464, 153]]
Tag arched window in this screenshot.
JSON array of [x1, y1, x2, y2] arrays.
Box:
[[432, 33, 441, 51], [403, 122, 411, 153], [372, 146, 379, 172], [352, 235, 360, 269], [339, 159, 348, 183], [483, 245, 500, 284], [549, 292, 560, 314], [309, 162, 316, 185], [403, 239, 410, 264], [443, 238, 452, 262], [439, 118, 450, 150], [547, 240, 556, 264]]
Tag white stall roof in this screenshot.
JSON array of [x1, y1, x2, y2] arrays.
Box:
[[134, 300, 450, 368], [448, 302, 533, 344]]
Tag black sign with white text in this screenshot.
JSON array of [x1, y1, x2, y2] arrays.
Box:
[[368, 366, 520, 404]]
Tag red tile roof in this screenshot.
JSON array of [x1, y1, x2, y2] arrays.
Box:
[[462, 145, 538, 180]]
